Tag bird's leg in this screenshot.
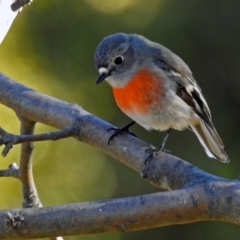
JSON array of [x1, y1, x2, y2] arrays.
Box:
[[145, 128, 172, 163], [157, 128, 172, 152], [107, 121, 136, 145]]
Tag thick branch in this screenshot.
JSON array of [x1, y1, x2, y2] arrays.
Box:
[[0, 72, 229, 190], [18, 119, 42, 208], [0, 73, 176, 189], [0, 72, 239, 238], [0, 180, 240, 239]]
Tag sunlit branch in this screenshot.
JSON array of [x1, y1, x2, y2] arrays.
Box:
[[0, 72, 239, 239], [0, 125, 79, 157]]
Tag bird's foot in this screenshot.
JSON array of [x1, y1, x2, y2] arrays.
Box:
[[144, 128, 172, 164], [107, 121, 136, 145], [144, 145, 172, 165]]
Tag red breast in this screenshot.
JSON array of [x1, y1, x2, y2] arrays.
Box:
[[112, 68, 164, 114]]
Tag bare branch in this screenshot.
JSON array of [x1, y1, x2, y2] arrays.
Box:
[[0, 73, 233, 190], [0, 163, 19, 178], [0, 178, 240, 239], [17, 119, 42, 208], [0, 125, 79, 157], [5, 212, 24, 229], [14, 116, 63, 239], [16, 117, 64, 240], [11, 0, 33, 12], [0, 0, 32, 44], [0, 72, 239, 238]]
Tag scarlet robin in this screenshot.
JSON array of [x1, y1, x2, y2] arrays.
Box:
[[94, 33, 229, 163]]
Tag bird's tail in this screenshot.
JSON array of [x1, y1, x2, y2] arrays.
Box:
[[191, 121, 229, 163]]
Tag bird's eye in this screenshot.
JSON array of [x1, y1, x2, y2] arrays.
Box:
[[114, 56, 123, 65]]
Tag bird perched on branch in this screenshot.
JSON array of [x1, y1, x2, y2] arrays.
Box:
[[94, 33, 229, 163]]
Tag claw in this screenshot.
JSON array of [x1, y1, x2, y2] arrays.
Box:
[[107, 128, 119, 145], [145, 146, 172, 165], [107, 121, 136, 145], [144, 128, 173, 165]]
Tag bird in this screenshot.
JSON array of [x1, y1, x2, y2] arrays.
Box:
[[94, 33, 229, 163]]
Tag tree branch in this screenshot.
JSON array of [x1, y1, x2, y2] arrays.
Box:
[[0, 0, 33, 44], [0, 125, 79, 157], [0, 178, 240, 239], [0, 163, 19, 178], [0, 72, 239, 238], [17, 118, 64, 240], [11, 0, 33, 12], [18, 119, 42, 208]]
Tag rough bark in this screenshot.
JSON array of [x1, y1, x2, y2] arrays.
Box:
[[0, 72, 239, 239]]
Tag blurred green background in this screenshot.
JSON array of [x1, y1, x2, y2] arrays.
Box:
[[0, 0, 240, 239]]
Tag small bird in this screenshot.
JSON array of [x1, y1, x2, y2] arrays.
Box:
[[94, 33, 229, 163]]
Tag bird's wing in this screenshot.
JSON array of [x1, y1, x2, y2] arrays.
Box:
[[154, 58, 224, 147]]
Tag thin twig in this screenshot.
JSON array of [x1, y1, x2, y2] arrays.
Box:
[[0, 125, 79, 157], [11, 0, 33, 11], [0, 163, 19, 178]]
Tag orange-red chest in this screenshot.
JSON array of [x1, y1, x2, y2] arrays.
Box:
[[112, 68, 163, 114]]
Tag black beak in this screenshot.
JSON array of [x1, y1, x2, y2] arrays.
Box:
[[96, 72, 110, 84]]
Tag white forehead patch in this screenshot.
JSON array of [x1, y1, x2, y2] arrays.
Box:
[[98, 67, 108, 74]]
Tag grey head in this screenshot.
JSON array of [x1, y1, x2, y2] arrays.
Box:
[[94, 33, 193, 88], [94, 33, 148, 88]]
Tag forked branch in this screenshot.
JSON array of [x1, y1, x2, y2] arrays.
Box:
[[0, 72, 239, 239]]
